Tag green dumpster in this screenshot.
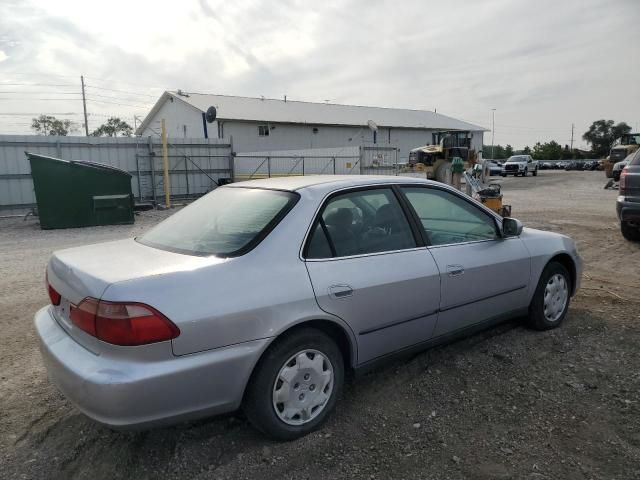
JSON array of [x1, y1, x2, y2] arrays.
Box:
[[26, 152, 134, 229]]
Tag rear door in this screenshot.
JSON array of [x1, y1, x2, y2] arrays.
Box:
[[400, 185, 530, 337], [304, 186, 441, 364], [622, 150, 640, 200]]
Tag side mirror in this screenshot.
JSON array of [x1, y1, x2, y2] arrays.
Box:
[[502, 217, 523, 237]]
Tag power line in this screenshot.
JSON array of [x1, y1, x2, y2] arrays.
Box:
[[84, 77, 165, 91], [85, 92, 156, 102], [0, 97, 83, 101], [0, 112, 82, 115], [0, 112, 131, 118], [85, 84, 161, 98], [0, 91, 80, 95], [85, 97, 152, 109], [2, 72, 81, 79], [0, 82, 77, 87]]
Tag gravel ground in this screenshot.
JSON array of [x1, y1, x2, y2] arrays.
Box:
[[1, 170, 639, 480]]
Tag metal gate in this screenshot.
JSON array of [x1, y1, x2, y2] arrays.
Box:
[[360, 145, 399, 175], [0, 135, 233, 214]]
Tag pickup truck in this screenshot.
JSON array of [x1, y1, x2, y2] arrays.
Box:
[[501, 155, 539, 177], [617, 149, 640, 241]]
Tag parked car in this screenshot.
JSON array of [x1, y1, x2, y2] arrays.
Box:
[[617, 150, 640, 241], [487, 160, 502, 176], [555, 161, 568, 170], [565, 161, 585, 171], [613, 153, 634, 182], [501, 155, 539, 177], [540, 162, 553, 170], [583, 160, 600, 171], [36, 176, 582, 439]]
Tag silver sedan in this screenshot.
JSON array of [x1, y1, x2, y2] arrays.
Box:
[[36, 175, 582, 439]]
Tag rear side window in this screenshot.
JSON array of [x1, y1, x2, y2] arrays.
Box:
[[305, 188, 416, 259], [138, 187, 298, 256], [631, 149, 640, 165]]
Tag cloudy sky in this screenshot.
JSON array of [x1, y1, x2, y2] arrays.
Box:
[[0, 0, 638, 148]]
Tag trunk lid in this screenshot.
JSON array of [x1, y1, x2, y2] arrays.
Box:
[[46, 238, 223, 349]]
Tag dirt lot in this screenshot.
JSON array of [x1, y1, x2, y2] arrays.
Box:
[[1, 171, 639, 480]]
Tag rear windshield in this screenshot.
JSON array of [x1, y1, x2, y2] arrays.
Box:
[[631, 149, 640, 166], [138, 187, 298, 256]]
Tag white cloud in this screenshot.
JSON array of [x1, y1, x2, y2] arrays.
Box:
[[0, 0, 639, 145], [0, 50, 7, 62]]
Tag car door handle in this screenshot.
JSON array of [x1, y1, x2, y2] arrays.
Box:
[[447, 264, 465, 277], [329, 284, 354, 298]]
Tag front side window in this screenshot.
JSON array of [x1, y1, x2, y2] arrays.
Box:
[[306, 188, 416, 259], [138, 187, 297, 256], [402, 187, 498, 246]]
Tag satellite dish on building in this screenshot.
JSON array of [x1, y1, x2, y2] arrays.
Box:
[[367, 120, 378, 132], [205, 106, 217, 123]]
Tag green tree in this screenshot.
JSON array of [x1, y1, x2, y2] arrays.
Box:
[[504, 144, 514, 157], [31, 115, 76, 136], [523, 145, 531, 155], [582, 120, 631, 158], [532, 141, 563, 160], [91, 117, 133, 137], [483, 144, 507, 159]]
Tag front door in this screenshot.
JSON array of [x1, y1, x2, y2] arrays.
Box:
[[304, 187, 441, 364], [400, 185, 531, 337]]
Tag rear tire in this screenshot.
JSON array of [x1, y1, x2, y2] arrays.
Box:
[[527, 262, 571, 330], [621, 221, 640, 241], [244, 328, 344, 441], [501, 173, 507, 177]]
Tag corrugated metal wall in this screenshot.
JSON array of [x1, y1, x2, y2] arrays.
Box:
[[0, 135, 232, 214]]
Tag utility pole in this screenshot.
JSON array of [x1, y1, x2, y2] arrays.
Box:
[[491, 108, 496, 160], [570, 123, 574, 150], [161, 119, 171, 208], [81, 75, 89, 136]]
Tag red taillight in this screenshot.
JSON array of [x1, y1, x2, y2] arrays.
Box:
[[46, 271, 61, 306], [70, 298, 179, 346], [619, 167, 628, 193], [70, 297, 98, 336]]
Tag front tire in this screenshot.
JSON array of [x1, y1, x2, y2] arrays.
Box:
[[244, 328, 344, 440], [527, 262, 571, 330], [621, 221, 640, 241]]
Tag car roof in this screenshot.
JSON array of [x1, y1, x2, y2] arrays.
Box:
[[226, 175, 433, 192]]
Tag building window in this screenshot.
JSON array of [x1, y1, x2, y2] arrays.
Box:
[[313, 127, 319, 134], [258, 125, 270, 137]]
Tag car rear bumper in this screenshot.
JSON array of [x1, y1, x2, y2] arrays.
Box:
[[616, 197, 640, 222], [34, 306, 269, 429]]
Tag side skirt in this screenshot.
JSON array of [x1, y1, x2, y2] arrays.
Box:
[[353, 307, 528, 377]]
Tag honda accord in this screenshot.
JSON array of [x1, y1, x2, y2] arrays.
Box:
[[36, 175, 582, 440]]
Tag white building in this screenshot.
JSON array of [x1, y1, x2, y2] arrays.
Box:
[[136, 92, 486, 161]]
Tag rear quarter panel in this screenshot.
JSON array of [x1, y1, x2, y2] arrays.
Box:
[[101, 190, 358, 360]]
